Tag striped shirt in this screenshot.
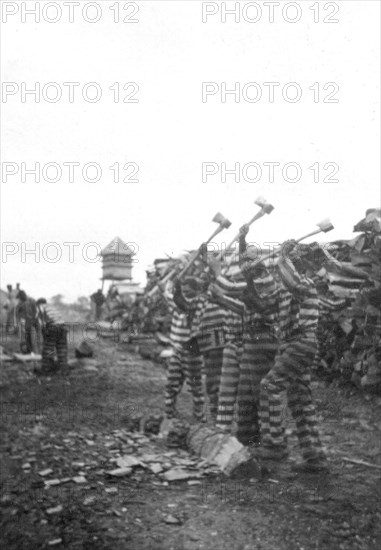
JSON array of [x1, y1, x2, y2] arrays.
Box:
[[197, 300, 227, 352], [216, 272, 279, 336], [277, 257, 319, 341], [163, 287, 191, 349], [225, 310, 243, 344], [39, 304, 66, 327]]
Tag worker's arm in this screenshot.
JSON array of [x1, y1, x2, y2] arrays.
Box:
[[172, 279, 191, 312], [242, 277, 266, 312], [214, 274, 247, 298], [209, 284, 245, 315], [277, 241, 309, 294]]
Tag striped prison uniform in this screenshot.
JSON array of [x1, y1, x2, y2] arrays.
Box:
[[259, 256, 326, 462], [216, 309, 243, 430], [196, 299, 228, 421], [312, 293, 346, 372], [214, 249, 280, 446], [38, 305, 68, 371], [163, 283, 205, 421]]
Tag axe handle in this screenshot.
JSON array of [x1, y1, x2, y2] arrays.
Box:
[[249, 227, 322, 266], [224, 209, 267, 252], [177, 225, 226, 281], [295, 228, 322, 243], [146, 267, 178, 298]]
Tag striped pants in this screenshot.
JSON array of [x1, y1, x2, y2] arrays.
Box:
[[42, 325, 68, 371], [165, 347, 204, 421], [260, 339, 325, 461], [236, 333, 278, 446], [216, 342, 242, 430], [203, 348, 223, 421]]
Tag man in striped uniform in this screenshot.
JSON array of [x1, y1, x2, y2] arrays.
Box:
[[215, 308, 244, 431], [210, 225, 280, 446], [163, 278, 205, 422], [258, 241, 328, 472], [36, 298, 68, 373], [196, 297, 227, 422]]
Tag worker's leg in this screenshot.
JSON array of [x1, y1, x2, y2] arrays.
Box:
[[287, 368, 326, 463], [216, 342, 242, 430], [260, 340, 325, 462], [184, 351, 205, 422], [236, 335, 277, 446], [204, 348, 224, 421], [165, 348, 185, 418]]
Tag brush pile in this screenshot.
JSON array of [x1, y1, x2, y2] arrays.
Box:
[[316, 209, 381, 390]]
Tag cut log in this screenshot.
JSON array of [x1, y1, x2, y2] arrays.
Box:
[[186, 425, 261, 477]]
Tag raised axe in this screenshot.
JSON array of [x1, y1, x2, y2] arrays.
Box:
[[215, 197, 274, 275], [216, 197, 274, 263], [257, 218, 335, 265], [177, 212, 232, 281], [146, 212, 231, 297], [295, 218, 334, 243]]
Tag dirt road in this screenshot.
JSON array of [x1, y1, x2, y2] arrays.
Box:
[[1, 334, 380, 549]]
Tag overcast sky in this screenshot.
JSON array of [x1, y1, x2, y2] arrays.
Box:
[[1, 0, 380, 301]]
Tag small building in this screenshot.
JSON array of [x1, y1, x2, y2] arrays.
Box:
[[101, 237, 142, 303], [101, 236, 135, 281]]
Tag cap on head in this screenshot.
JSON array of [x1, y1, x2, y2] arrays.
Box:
[[37, 298, 47, 305]]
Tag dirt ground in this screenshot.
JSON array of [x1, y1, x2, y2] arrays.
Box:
[[1, 331, 380, 550]]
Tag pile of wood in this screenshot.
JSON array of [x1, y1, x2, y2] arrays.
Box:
[[316, 209, 381, 390]]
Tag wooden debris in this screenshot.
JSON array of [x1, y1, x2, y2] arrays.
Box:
[[163, 514, 181, 525], [116, 455, 142, 469], [38, 468, 53, 477], [46, 505, 63, 515], [162, 468, 201, 482], [72, 475, 87, 483], [107, 467, 133, 477], [342, 457, 381, 469]]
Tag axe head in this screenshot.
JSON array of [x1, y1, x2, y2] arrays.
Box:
[[317, 218, 334, 233], [254, 196, 274, 214], [212, 212, 232, 229]]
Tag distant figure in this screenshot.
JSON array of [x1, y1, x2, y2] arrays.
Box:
[[15, 290, 39, 354], [5, 284, 17, 332], [107, 286, 121, 311], [90, 289, 106, 321], [36, 298, 68, 373]]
